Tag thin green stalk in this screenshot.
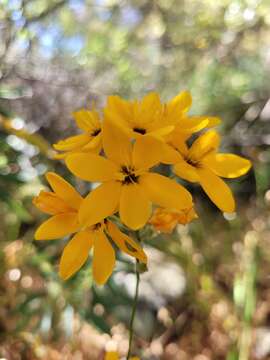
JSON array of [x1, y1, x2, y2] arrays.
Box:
[[127, 259, 140, 360], [235, 231, 258, 360]]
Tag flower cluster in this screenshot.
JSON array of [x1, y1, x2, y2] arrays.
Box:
[[33, 91, 251, 285]]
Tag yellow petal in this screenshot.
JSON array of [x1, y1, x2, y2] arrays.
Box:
[[177, 116, 209, 133], [178, 116, 221, 132], [141, 173, 192, 211], [92, 230, 115, 285], [203, 153, 251, 178], [148, 125, 175, 138], [149, 207, 179, 233], [59, 230, 93, 280], [102, 120, 133, 166], [167, 90, 192, 115], [73, 109, 100, 132], [35, 212, 79, 240], [119, 184, 151, 230], [198, 168, 235, 212], [206, 116, 221, 127], [33, 191, 73, 215], [189, 130, 220, 161], [106, 95, 132, 122], [79, 181, 121, 227], [53, 134, 91, 151], [45, 172, 82, 210], [66, 153, 118, 182], [53, 152, 69, 160], [174, 161, 200, 182], [141, 92, 161, 112], [161, 143, 182, 164], [132, 136, 164, 170], [138, 92, 162, 124], [166, 132, 189, 156], [150, 207, 198, 231], [82, 132, 102, 151], [107, 221, 147, 263]]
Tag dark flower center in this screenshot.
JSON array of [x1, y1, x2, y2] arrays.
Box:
[[121, 166, 139, 185], [133, 127, 146, 135], [93, 222, 102, 230], [91, 128, 101, 137], [186, 158, 198, 167]]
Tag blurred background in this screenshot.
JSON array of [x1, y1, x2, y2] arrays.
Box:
[[0, 0, 270, 359]]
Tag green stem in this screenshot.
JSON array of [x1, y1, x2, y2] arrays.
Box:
[[237, 232, 258, 360], [127, 259, 140, 360]]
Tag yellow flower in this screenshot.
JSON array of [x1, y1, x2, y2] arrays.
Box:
[[105, 90, 220, 140], [105, 92, 171, 139], [105, 91, 220, 165], [33, 172, 82, 239], [173, 130, 252, 212], [149, 206, 198, 233], [53, 109, 102, 159], [33, 172, 147, 285], [164, 90, 221, 139], [59, 219, 147, 285], [66, 121, 193, 230]]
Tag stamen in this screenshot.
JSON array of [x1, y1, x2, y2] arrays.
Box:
[[133, 127, 146, 135], [93, 222, 102, 230], [91, 128, 101, 137], [186, 157, 200, 168], [121, 166, 139, 185]]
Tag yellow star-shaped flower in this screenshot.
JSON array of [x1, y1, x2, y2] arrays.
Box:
[[105, 91, 220, 140], [173, 130, 252, 212], [33, 172, 82, 239], [33, 172, 147, 285], [164, 90, 220, 138], [53, 109, 102, 159], [66, 121, 193, 230], [104, 91, 220, 165]]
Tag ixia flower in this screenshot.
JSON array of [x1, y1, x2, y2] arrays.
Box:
[[164, 90, 220, 139], [172, 130, 251, 212], [33, 172, 147, 285], [105, 91, 220, 165], [33, 172, 82, 239], [105, 91, 220, 141], [59, 219, 147, 285], [66, 121, 193, 230], [53, 109, 102, 159], [149, 206, 198, 233], [104, 92, 171, 139]]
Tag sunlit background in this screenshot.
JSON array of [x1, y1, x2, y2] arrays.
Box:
[[0, 0, 270, 359]]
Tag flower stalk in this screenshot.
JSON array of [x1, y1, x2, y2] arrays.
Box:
[[127, 259, 140, 360]]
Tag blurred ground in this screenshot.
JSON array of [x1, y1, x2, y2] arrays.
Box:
[[0, 0, 270, 359]]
